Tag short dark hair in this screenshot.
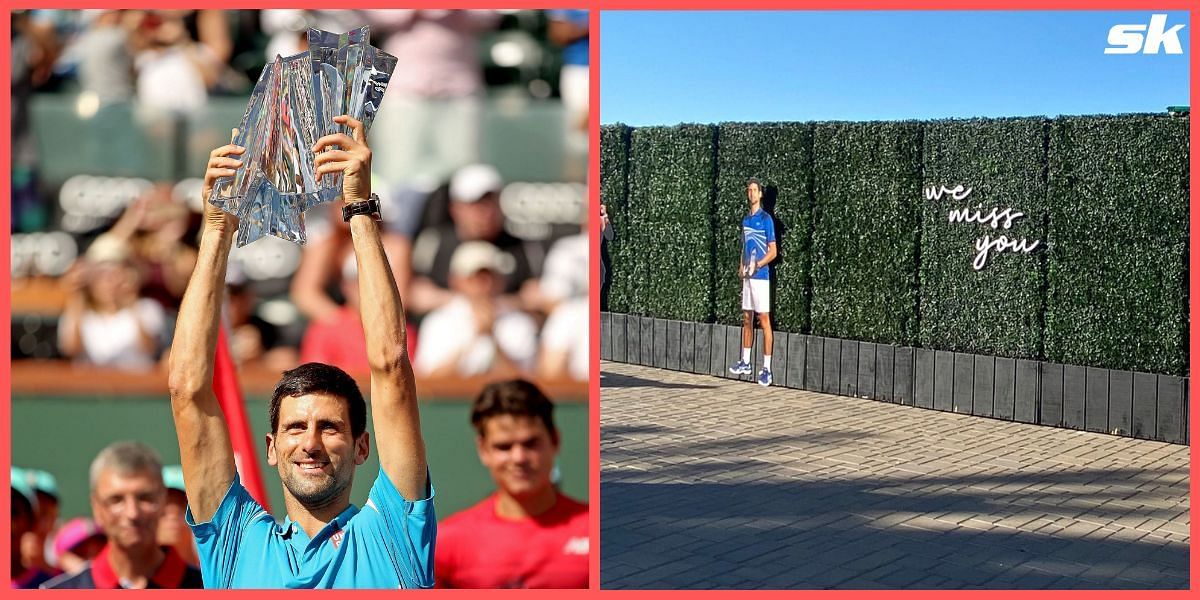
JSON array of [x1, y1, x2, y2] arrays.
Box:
[[471, 379, 556, 438], [747, 177, 762, 190], [11, 488, 33, 521], [270, 363, 367, 439]]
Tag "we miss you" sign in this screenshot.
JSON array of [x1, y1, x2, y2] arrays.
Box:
[[924, 184, 1041, 271]]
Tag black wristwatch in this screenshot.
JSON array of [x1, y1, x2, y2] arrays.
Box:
[[342, 194, 382, 222]]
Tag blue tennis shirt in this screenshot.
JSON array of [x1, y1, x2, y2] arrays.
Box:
[[186, 469, 435, 589], [742, 209, 776, 280]]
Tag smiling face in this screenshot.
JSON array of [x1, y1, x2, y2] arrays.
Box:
[[90, 469, 165, 552], [476, 414, 560, 500], [266, 393, 368, 511]]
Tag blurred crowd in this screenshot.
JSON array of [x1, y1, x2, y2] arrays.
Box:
[[11, 461, 197, 589], [37, 160, 589, 382], [11, 9, 590, 383], [11, 9, 587, 119]]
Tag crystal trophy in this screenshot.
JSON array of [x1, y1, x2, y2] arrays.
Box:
[[208, 26, 397, 247]]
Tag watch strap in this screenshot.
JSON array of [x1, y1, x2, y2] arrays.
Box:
[[342, 194, 381, 222]]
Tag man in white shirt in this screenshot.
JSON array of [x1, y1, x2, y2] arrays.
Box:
[[415, 241, 537, 377]]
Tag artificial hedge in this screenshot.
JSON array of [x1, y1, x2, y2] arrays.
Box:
[[1044, 115, 1189, 376], [625, 125, 716, 322], [599, 114, 1190, 376], [808, 121, 923, 346], [919, 117, 1048, 358], [600, 124, 633, 313], [714, 123, 813, 331]]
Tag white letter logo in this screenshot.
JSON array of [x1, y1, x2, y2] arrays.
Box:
[[1106, 14, 1185, 54], [563, 537, 589, 556]]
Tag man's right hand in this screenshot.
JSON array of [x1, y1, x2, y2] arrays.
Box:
[[201, 130, 246, 233]]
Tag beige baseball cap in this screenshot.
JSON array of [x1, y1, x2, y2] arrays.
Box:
[[449, 241, 514, 277], [85, 233, 132, 264]]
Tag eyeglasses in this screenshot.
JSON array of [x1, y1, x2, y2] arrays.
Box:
[[95, 491, 164, 515]]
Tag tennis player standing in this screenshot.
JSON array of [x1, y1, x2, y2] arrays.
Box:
[[728, 178, 777, 386]]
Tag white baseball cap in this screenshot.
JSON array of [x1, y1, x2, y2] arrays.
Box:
[[449, 241, 514, 277], [450, 164, 503, 203]]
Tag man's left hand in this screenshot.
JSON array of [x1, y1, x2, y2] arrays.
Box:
[[313, 115, 372, 204]]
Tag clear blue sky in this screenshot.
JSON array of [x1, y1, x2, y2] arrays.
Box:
[[601, 11, 1190, 125]]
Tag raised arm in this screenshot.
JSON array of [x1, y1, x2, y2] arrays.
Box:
[[313, 116, 427, 501], [167, 139, 244, 522]]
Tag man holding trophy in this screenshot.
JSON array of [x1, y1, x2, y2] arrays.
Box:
[[168, 27, 434, 589], [169, 114, 433, 589]]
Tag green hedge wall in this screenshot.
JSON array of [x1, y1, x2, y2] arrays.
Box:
[[1045, 115, 1189, 376], [599, 114, 1190, 375], [809, 121, 923, 345], [600, 124, 634, 313], [625, 125, 716, 321], [920, 118, 1048, 358], [714, 123, 813, 330]]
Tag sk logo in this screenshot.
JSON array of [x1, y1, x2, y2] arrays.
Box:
[[1105, 14, 1186, 55]]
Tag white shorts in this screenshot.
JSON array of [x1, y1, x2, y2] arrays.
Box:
[[741, 278, 771, 313]]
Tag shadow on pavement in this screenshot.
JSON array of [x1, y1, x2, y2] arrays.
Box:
[[600, 430, 1188, 590], [602, 372, 717, 390]]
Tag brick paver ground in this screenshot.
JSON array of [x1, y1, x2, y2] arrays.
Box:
[[600, 361, 1190, 589]]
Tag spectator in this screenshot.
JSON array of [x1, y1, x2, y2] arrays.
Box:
[[525, 218, 588, 382], [290, 197, 416, 364], [415, 242, 538, 378], [52, 518, 106, 576], [523, 219, 587, 314], [19, 469, 61, 580], [226, 277, 297, 371], [538, 296, 588, 382], [11, 10, 57, 232], [11, 468, 56, 589], [600, 202, 615, 311], [435, 380, 588, 588], [57, 234, 166, 371], [11, 482, 37, 587], [43, 442, 203, 588], [130, 10, 231, 114], [73, 10, 136, 106], [547, 9, 588, 180], [158, 466, 198, 568], [298, 253, 417, 374], [409, 164, 535, 315], [106, 184, 199, 312], [366, 10, 501, 187], [260, 9, 365, 59]]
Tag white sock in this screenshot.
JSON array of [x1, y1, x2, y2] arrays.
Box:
[[764, 355, 772, 370], [741, 348, 751, 363]]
